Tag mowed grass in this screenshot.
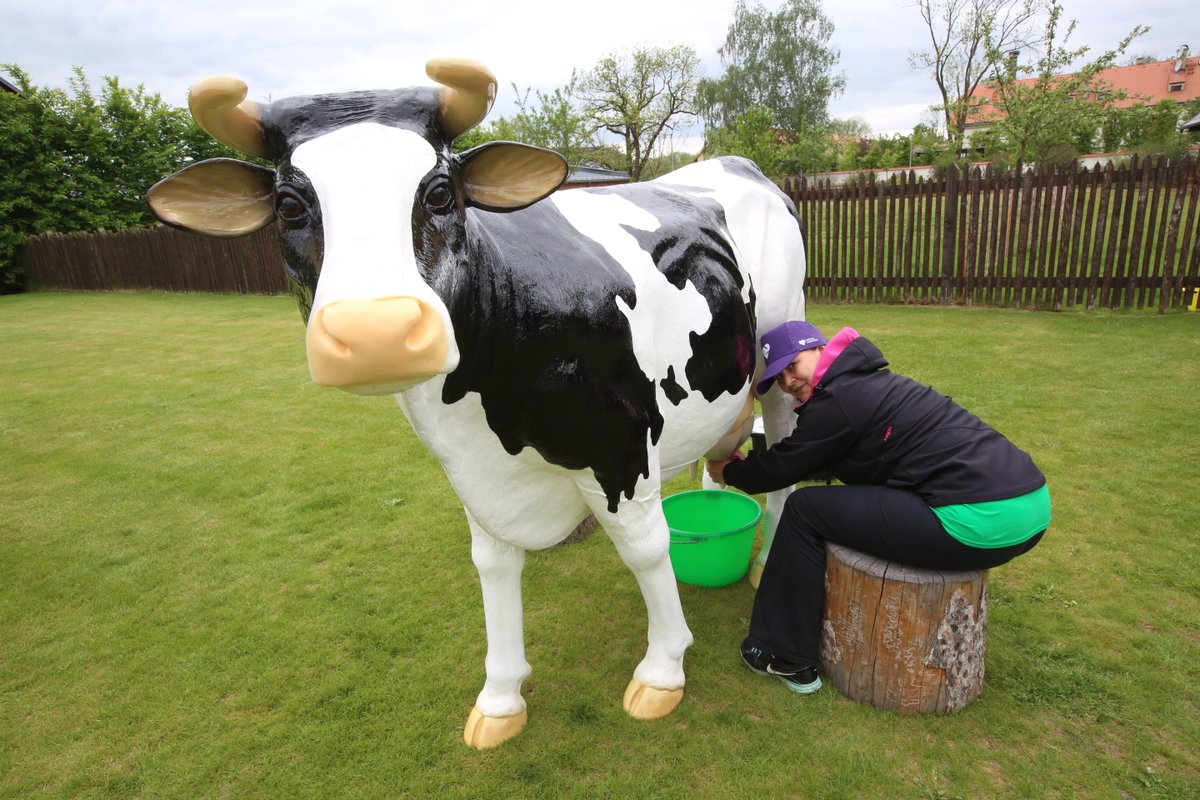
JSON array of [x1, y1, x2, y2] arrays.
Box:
[[1, 291, 1197, 799]]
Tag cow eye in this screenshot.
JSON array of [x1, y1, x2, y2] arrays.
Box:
[[423, 181, 455, 213], [276, 192, 308, 224]]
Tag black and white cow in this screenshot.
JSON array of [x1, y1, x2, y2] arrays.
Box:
[[148, 58, 806, 748]]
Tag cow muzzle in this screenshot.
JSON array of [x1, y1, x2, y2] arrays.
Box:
[[306, 297, 449, 395]]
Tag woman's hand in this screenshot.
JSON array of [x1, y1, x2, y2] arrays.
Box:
[[705, 458, 729, 484], [706, 454, 743, 485]]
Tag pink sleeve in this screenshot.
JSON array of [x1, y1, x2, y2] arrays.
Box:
[[810, 327, 860, 387]]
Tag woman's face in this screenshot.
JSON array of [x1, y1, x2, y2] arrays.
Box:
[[776, 347, 824, 402]]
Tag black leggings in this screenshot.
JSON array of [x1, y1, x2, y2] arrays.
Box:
[[748, 484, 1044, 668]]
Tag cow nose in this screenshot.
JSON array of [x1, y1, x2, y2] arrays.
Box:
[[306, 297, 449, 394]]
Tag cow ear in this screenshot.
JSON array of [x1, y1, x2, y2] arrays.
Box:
[[147, 158, 276, 238], [459, 142, 568, 212]]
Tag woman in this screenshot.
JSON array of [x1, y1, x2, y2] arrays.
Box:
[[707, 321, 1050, 695]]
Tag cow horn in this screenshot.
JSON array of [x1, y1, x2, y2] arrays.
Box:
[[426, 58, 497, 139], [188, 77, 270, 160]]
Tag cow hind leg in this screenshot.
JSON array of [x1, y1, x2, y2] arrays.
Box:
[[748, 388, 797, 588], [581, 483, 694, 720], [463, 511, 531, 749]]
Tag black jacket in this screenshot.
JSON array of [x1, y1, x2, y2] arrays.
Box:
[[723, 336, 1045, 506]]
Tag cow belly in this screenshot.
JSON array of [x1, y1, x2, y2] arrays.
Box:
[[656, 385, 752, 474]]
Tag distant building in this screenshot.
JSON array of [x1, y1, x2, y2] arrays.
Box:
[[1, 75, 20, 96], [965, 45, 1200, 142]]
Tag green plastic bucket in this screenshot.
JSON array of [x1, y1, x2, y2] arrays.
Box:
[[663, 490, 762, 587]]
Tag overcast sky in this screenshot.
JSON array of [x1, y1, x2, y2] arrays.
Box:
[[2, 0, 1192, 150]]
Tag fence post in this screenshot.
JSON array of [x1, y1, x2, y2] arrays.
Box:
[[941, 163, 959, 304]]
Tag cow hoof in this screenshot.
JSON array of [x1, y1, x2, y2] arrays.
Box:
[[463, 706, 527, 749], [623, 679, 683, 720], [748, 561, 764, 589]]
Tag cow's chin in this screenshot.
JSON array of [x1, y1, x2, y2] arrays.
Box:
[[335, 374, 436, 396]]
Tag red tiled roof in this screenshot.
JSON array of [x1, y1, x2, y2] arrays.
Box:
[[967, 54, 1200, 126]]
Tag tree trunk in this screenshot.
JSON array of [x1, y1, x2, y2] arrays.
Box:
[[819, 543, 988, 714]]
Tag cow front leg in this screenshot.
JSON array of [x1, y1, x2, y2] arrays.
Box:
[[463, 512, 531, 749], [586, 489, 694, 720]]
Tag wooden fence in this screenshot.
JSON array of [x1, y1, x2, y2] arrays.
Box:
[[23, 225, 287, 295], [782, 154, 1200, 311], [22, 154, 1200, 311]]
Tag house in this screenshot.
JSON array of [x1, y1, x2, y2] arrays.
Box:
[[965, 45, 1200, 141], [1, 75, 20, 95]]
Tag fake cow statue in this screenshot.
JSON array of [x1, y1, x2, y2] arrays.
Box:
[[148, 58, 807, 748]]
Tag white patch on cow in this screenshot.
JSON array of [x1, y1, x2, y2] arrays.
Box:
[[292, 123, 459, 369], [549, 190, 711, 385], [397, 379, 590, 549], [548, 188, 752, 475], [654, 160, 806, 324]]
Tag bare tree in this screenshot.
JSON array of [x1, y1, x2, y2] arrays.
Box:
[[908, 0, 1048, 152], [579, 45, 700, 181]]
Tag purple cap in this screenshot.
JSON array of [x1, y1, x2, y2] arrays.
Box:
[[756, 320, 827, 395]]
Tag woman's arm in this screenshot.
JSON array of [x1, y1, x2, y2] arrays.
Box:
[[719, 399, 854, 495]]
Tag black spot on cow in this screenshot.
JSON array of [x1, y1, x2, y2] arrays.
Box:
[[260, 87, 443, 154], [440, 201, 663, 513], [661, 366, 688, 406], [600, 183, 756, 403]]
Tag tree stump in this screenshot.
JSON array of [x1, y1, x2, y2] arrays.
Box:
[[819, 543, 988, 714]]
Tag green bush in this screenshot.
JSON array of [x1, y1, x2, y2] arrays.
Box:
[[0, 65, 247, 293]]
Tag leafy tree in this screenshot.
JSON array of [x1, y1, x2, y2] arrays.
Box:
[[835, 136, 864, 172], [450, 123, 503, 153], [698, 0, 845, 134], [1102, 99, 1199, 156], [0, 69, 72, 292], [456, 75, 599, 170], [574, 143, 628, 172], [821, 119, 926, 172], [908, 0, 1049, 154], [706, 106, 797, 177], [703, 106, 837, 178], [825, 116, 873, 140], [578, 45, 700, 181], [639, 150, 698, 181], [1181, 98, 1200, 142], [860, 134, 917, 170], [975, 6, 1147, 165], [505, 76, 598, 169], [0, 66, 241, 292], [909, 120, 947, 165]]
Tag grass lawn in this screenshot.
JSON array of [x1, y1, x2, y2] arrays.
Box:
[[2, 292, 1198, 799]]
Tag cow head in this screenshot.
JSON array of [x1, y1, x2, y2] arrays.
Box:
[[148, 59, 568, 395]]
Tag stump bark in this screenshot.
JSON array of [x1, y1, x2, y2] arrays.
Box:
[[819, 543, 988, 714]]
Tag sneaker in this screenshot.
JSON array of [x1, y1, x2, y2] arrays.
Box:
[[740, 639, 822, 695]]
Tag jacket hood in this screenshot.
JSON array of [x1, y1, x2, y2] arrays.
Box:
[[818, 335, 888, 388]]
